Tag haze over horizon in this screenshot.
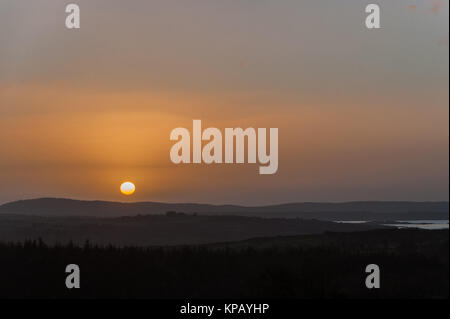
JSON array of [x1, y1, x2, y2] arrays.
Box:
[[1, 0, 448, 205]]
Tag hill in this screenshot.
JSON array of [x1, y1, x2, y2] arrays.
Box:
[[0, 213, 388, 246], [0, 198, 448, 220]]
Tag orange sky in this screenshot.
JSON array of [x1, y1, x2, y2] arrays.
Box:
[[0, 0, 448, 204]]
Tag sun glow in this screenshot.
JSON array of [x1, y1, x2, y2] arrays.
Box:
[[120, 181, 135, 195]]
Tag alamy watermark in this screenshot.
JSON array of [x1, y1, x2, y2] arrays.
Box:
[[170, 120, 279, 175]]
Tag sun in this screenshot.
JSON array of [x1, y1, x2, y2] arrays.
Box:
[[120, 181, 135, 195]]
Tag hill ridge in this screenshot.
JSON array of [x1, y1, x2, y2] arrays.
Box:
[[0, 197, 448, 220]]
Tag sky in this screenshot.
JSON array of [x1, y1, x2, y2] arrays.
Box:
[[0, 0, 448, 205]]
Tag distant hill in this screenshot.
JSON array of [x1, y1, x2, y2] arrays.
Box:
[[0, 198, 448, 220], [0, 213, 387, 246]]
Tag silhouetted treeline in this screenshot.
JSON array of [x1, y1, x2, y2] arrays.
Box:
[[0, 230, 447, 299]]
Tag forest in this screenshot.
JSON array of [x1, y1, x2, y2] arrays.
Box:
[[0, 229, 447, 299]]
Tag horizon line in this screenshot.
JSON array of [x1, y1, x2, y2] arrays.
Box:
[[1, 196, 448, 208]]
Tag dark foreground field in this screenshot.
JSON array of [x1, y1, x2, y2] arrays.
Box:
[[0, 229, 447, 299]]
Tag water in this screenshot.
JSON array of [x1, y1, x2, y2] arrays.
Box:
[[335, 220, 367, 224], [336, 220, 449, 230], [383, 220, 449, 230]]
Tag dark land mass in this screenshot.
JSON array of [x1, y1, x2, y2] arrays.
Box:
[[1, 198, 447, 298], [0, 213, 388, 246], [0, 229, 447, 299], [0, 198, 448, 220]]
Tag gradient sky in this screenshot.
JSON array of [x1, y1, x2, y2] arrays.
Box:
[[0, 0, 448, 205]]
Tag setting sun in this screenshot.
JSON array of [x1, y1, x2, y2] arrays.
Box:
[[120, 182, 136, 195]]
